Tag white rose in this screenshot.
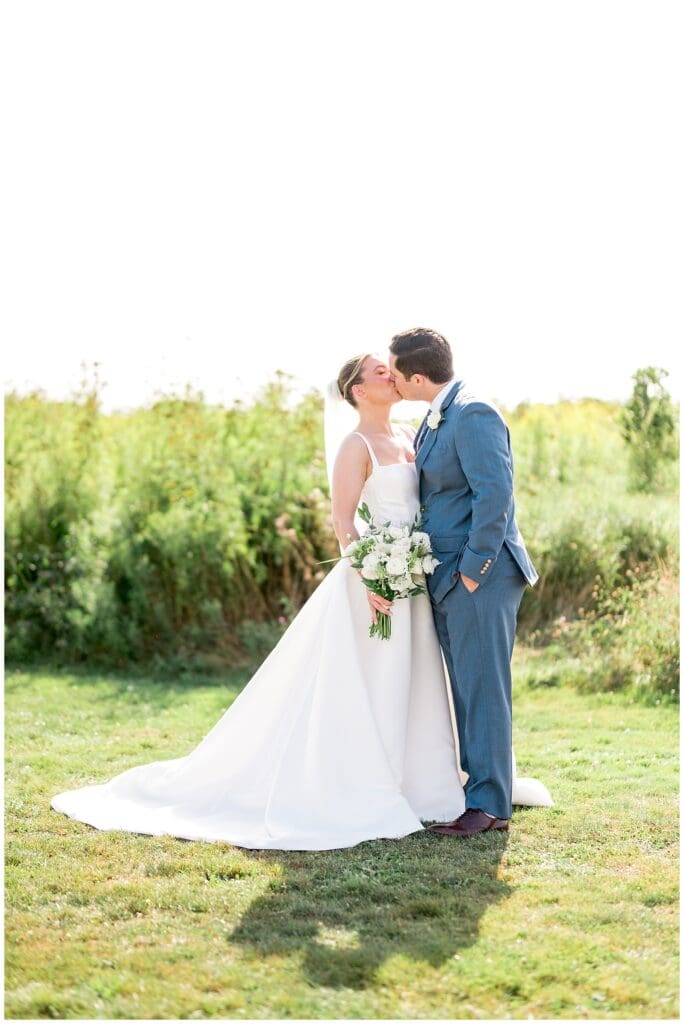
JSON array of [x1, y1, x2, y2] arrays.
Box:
[[386, 555, 408, 576], [412, 531, 431, 549], [389, 525, 408, 540], [392, 537, 411, 553], [362, 552, 380, 570], [427, 411, 442, 430], [422, 555, 439, 573], [361, 565, 380, 580]]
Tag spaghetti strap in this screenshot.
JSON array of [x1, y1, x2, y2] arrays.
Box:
[[351, 431, 379, 467]]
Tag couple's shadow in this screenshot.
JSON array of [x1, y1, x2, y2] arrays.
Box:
[[228, 827, 511, 989]]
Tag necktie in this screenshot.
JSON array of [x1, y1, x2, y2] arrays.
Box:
[[414, 413, 430, 453]]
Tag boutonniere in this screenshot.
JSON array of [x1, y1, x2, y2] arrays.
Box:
[[427, 410, 442, 430]]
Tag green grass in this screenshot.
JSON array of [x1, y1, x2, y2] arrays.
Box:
[[5, 660, 679, 1020]]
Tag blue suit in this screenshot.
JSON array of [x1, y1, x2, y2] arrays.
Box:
[[415, 379, 538, 819]]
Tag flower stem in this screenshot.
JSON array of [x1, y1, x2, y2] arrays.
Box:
[[369, 611, 392, 640]]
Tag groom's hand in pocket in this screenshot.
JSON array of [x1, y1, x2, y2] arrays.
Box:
[[459, 573, 479, 593]]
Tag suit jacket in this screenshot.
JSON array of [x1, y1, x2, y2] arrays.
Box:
[[414, 379, 538, 604]]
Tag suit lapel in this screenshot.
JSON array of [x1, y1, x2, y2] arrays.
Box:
[[415, 380, 464, 475]]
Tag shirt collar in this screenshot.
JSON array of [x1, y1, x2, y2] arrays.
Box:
[[429, 378, 457, 414]]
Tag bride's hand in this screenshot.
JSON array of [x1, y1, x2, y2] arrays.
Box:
[[359, 575, 393, 623]]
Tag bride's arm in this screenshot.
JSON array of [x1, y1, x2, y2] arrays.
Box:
[[331, 435, 394, 622], [330, 434, 369, 549]]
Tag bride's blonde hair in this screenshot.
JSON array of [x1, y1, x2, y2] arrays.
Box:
[[337, 354, 371, 408]]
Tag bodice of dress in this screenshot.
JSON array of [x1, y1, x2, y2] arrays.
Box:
[[353, 432, 420, 529], [359, 464, 419, 528]]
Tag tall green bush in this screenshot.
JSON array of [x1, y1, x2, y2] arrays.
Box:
[[5, 375, 337, 668], [4, 387, 116, 661], [4, 380, 679, 695], [619, 367, 678, 492]]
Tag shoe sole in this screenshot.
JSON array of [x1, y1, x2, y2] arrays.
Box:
[[429, 822, 509, 836]]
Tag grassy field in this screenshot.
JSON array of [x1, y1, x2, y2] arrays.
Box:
[[5, 655, 679, 1020]]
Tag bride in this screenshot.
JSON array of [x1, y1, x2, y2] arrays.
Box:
[[51, 353, 552, 850]]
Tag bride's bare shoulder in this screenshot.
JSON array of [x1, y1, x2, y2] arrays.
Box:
[[332, 433, 372, 489], [334, 432, 369, 466], [337, 431, 366, 452]]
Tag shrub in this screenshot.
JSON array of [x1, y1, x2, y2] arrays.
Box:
[[4, 389, 116, 661], [5, 376, 338, 668], [533, 570, 679, 704], [4, 379, 678, 689], [619, 367, 678, 492], [518, 509, 674, 632]]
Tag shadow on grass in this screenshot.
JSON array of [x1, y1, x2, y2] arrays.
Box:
[[230, 830, 511, 989], [10, 662, 513, 991]]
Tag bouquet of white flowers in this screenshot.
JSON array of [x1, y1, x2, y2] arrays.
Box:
[[342, 503, 440, 640]]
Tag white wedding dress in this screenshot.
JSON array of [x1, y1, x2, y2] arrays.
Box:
[[51, 434, 552, 851]]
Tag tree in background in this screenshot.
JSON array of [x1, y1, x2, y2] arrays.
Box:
[[620, 367, 678, 492]]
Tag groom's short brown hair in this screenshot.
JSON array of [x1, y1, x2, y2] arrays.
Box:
[[390, 328, 453, 383]]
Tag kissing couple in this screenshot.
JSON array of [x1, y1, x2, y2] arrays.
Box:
[[52, 328, 553, 849]]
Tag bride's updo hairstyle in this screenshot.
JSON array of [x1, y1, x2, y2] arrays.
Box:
[[337, 353, 371, 408]]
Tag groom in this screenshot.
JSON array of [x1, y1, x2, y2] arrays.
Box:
[[389, 329, 538, 837]]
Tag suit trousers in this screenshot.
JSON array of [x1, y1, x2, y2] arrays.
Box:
[[430, 544, 527, 820]]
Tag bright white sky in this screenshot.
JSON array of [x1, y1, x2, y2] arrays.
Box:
[[2, 0, 682, 416]]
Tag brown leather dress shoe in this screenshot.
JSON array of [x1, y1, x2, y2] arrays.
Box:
[[429, 807, 510, 837]]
